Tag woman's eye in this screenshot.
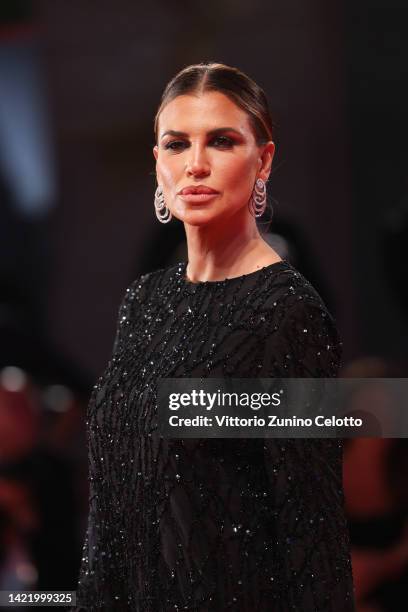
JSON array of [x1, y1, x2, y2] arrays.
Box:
[[164, 140, 188, 151], [210, 136, 234, 148]]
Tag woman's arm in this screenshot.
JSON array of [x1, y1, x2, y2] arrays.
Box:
[[261, 298, 355, 611]]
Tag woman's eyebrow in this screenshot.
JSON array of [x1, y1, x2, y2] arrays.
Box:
[[160, 127, 243, 140], [161, 130, 187, 139], [207, 127, 242, 137]]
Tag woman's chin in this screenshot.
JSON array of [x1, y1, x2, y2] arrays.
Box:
[[175, 207, 218, 226]]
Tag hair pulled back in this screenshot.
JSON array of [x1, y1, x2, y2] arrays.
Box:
[[154, 62, 274, 146]]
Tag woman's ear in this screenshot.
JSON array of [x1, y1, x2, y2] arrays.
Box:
[[258, 141, 275, 182], [153, 145, 160, 183]]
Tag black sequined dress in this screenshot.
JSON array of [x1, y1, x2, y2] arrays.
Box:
[[73, 260, 355, 611]]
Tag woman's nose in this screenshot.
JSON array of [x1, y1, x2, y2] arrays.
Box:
[[185, 145, 210, 178]]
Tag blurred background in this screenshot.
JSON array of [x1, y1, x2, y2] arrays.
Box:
[[0, 1, 407, 610]]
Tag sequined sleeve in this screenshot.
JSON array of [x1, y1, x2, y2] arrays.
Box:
[[261, 297, 343, 378], [71, 274, 150, 611], [261, 299, 355, 610]]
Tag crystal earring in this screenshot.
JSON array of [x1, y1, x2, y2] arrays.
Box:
[[154, 185, 172, 223], [248, 178, 267, 217]]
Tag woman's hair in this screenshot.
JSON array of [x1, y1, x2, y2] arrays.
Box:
[[154, 62, 274, 145]]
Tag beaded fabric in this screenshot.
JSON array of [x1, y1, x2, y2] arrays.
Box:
[[71, 260, 355, 611]]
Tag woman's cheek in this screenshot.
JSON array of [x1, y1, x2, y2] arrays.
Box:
[[223, 159, 254, 192], [158, 158, 180, 192]]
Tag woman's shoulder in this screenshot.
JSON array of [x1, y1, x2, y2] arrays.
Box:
[[258, 260, 331, 315], [111, 265, 176, 350], [259, 262, 343, 375], [132, 265, 170, 288], [123, 263, 178, 297]]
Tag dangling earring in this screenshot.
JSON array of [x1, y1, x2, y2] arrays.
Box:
[[248, 178, 267, 217], [154, 185, 172, 223]]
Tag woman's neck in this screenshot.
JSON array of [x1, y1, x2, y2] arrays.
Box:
[[184, 211, 281, 283]]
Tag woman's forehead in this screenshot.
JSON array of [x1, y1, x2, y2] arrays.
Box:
[[157, 92, 252, 136]]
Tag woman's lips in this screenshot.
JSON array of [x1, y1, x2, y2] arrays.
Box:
[[177, 186, 220, 203]]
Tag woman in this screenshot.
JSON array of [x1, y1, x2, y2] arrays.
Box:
[[74, 63, 355, 611]]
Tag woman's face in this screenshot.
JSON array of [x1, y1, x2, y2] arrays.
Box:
[[153, 91, 275, 226]]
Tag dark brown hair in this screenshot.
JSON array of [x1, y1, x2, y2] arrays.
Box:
[[154, 62, 274, 145]]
